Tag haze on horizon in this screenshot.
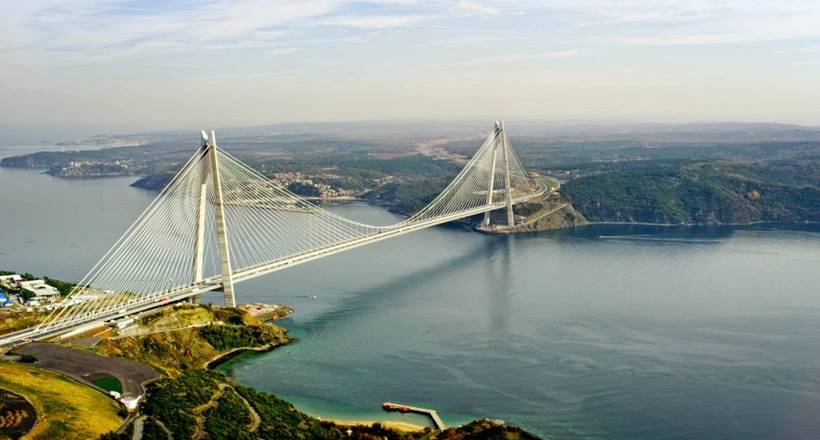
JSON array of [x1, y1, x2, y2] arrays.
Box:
[[2, 0, 820, 144]]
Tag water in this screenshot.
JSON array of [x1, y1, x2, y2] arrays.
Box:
[[0, 147, 155, 279], [226, 219, 820, 439], [2, 154, 820, 439]]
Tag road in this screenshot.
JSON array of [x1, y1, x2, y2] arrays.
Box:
[[16, 343, 158, 400]]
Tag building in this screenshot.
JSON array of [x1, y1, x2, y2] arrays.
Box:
[[0, 274, 22, 288], [19, 280, 61, 302]]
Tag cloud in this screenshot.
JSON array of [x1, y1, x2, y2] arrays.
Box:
[[4, 0, 820, 132], [0, 0, 444, 62], [318, 14, 427, 29], [10, 0, 820, 64], [0, 0, 362, 57], [455, 1, 499, 18]]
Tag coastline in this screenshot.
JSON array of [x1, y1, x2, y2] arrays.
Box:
[[325, 418, 427, 432], [203, 343, 282, 370], [2, 165, 815, 232], [479, 216, 819, 235], [327, 199, 820, 232], [577, 219, 820, 229], [208, 338, 434, 433]]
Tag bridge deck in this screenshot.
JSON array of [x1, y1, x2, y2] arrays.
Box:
[[0, 186, 551, 347], [1, 123, 549, 347]]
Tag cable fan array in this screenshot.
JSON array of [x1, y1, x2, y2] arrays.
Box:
[[38, 124, 536, 330]]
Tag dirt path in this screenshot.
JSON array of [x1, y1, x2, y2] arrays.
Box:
[[219, 383, 261, 432], [112, 321, 214, 340], [190, 383, 260, 438], [521, 203, 569, 226], [131, 415, 145, 440], [191, 387, 223, 440], [152, 417, 173, 439]]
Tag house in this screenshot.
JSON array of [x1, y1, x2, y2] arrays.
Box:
[[0, 274, 22, 288], [19, 280, 61, 302]]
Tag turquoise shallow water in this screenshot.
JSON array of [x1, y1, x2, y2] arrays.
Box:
[[2, 153, 820, 439]]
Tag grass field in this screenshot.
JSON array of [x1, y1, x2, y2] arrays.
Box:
[[0, 361, 123, 439], [138, 305, 213, 331], [0, 311, 46, 335]]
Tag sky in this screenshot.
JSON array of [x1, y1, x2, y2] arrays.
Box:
[[2, 0, 820, 143]]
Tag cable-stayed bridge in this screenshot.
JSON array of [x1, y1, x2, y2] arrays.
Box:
[[1, 122, 548, 346]]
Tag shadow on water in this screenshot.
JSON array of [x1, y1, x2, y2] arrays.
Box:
[[284, 234, 515, 333], [484, 235, 513, 332], [269, 221, 820, 334]]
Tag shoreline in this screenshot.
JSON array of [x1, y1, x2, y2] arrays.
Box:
[[324, 417, 427, 432], [206, 340, 432, 434], [580, 219, 820, 228], [204, 334, 433, 433], [329, 199, 820, 231], [479, 218, 819, 235], [203, 343, 281, 370], [2, 165, 816, 232], [206, 305, 295, 370]]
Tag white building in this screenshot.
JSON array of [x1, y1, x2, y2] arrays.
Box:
[[20, 280, 61, 302], [0, 274, 22, 287]]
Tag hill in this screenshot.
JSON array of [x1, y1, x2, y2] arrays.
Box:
[[96, 304, 288, 377], [562, 160, 820, 224]]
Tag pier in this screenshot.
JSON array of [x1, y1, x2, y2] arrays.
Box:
[[382, 402, 446, 431]]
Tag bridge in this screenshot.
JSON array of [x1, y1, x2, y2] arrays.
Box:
[[0, 122, 548, 346]]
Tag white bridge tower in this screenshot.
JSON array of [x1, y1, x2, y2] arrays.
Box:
[[192, 130, 236, 307], [482, 121, 516, 228]]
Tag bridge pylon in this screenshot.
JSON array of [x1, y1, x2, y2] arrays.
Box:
[[203, 130, 237, 307], [482, 121, 518, 228], [500, 121, 515, 227], [481, 130, 499, 226]]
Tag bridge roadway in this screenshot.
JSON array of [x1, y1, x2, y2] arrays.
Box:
[[0, 185, 550, 347]]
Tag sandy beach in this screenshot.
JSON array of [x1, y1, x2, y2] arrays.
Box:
[[321, 417, 428, 432]]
